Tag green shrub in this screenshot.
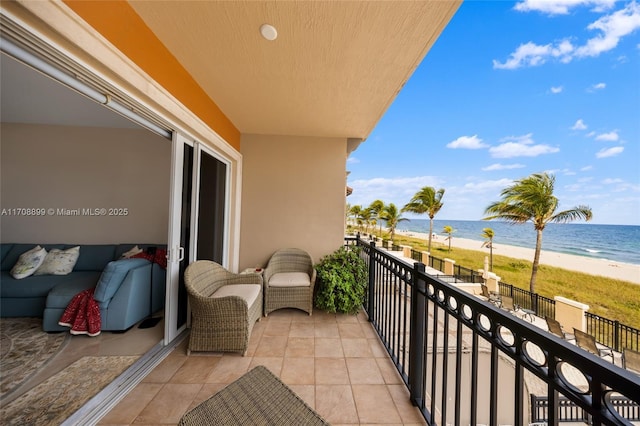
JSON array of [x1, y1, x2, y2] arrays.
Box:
[[314, 246, 367, 314]]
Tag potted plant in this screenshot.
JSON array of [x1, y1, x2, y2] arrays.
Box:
[[314, 246, 367, 314]]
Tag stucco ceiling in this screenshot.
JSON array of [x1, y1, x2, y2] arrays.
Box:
[[128, 1, 461, 139]]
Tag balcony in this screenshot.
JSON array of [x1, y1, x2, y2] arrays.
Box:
[[100, 236, 639, 425]]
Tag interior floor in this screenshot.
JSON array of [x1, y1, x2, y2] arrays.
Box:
[[3, 314, 164, 406]]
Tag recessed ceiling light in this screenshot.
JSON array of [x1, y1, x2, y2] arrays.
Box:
[[260, 24, 278, 41]]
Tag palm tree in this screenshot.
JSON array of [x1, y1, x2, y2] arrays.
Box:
[[349, 205, 363, 231], [481, 227, 495, 271], [380, 203, 408, 242], [402, 186, 445, 252], [368, 200, 385, 237], [359, 208, 372, 234], [484, 172, 592, 293], [442, 225, 455, 252]]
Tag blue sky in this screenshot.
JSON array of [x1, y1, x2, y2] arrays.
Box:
[[346, 0, 640, 226]]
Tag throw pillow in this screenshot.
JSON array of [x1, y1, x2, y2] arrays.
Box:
[[120, 245, 143, 259], [34, 246, 80, 275], [10, 245, 47, 279], [94, 258, 150, 303]]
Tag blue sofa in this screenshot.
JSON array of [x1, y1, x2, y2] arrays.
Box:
[[0, 243, 166, 332]]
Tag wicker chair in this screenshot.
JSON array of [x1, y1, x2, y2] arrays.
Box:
[[263, 248, 316, 316], [184, 260, 263, 356]]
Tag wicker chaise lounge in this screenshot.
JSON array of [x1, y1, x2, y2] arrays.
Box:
[[184, 260, 262, 356], [263, 248, 316, 316]]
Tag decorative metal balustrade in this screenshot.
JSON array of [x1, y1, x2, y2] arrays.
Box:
[[349, 236, 640, 426], [586, 312, 640, 352]]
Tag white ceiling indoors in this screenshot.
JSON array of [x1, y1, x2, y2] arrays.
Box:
[[1, 1, 461, 140], [0, 53, 139, 129]]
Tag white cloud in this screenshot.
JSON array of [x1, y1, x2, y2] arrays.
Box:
[[347, 176, 443, 207], [493, 40, 574, 69], [586, 131, 597, 137], [481, 163, 526, 171], [456, 178, 515, 194], [551, 86, 564, 93], [587, 82, 607, 91], [580, 166, 593, 171], [514, 0, 616, 15], [347, 156, 360, 164], [446, 135, 488, 149], [496, 2, 640, 69], [575, 2, 640, 58], [571, 119, 588, 130], [603, 178, 624, 184], [596, 146, 624, 157], [595, 130, 619, 141], [489, 133, 560, 158]]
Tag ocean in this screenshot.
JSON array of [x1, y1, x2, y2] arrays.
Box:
[[394, 219, 640, 266]]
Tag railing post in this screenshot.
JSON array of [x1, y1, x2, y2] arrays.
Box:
[[409, 262, 426, 407], [614, 320, 620, 352], [367, 240, 376, 320]]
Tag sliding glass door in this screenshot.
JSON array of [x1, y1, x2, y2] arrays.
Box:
[[165, 133, 229, 344]]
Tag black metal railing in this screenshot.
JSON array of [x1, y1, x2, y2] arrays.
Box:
[[531, 394, 640, 423], [348, 236, 640, 426], [586, 312, 640, 352], [452, 263, 484, 283], [498, 281, 556, 319]]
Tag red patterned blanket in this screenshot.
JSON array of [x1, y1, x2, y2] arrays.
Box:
[[58, 288, 101, 336]]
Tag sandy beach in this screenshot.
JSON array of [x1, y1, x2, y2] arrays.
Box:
[[400, 231, 640, 285]]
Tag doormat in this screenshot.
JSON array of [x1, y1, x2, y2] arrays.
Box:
[[0, 317, 69, 399], [0, 355, 138, 425]]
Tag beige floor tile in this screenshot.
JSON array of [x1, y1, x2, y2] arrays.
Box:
[[315, 384, 359, 424], [285, 336, 315, 357], [376, 357, 404, 384], [352, 384, 402, 424], [338, 323, 365, 338], [315, 358, 349, 384], [188, 383, 227, 410], [368, 336, 390, 357], [169, 356, 220, 383], [315, 338, 344, 358], [387, 384, 427, 424], [289, 322, 315, 337], [98, 383, 163, 424], [205, 355, 252, 383], [280, 357, 315, 384], [142, 353, 187, 383], [288, 384, 316, 409], [336, 313, 360, 323], [314, 322, 340, 338], [342, 338, 373, 357], [249, 357, 284, 375], [263, 319, 292, 336], [133, 383, 202, 424], [346, 358, 385, 384], [254, 335, 288, 357]]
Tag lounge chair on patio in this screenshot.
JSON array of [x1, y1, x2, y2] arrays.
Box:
[[263, 248, 316, 316], [623, 348, 640, 374], [573, 328, 614, 362], [184, 260, 263, 356], [481, 284, 501, 306], [545, 316, 575, 342]]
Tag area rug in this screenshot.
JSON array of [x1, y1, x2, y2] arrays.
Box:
[[0, 355, 138, 425], [0, 317, 69, 399]]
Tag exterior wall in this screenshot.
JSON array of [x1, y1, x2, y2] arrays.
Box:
[[0, 123, 170, 244], [239, 134, 347, 269]]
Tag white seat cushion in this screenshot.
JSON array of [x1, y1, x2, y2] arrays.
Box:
[[269, 272, 311, 288], [213, 284, 261, 306]]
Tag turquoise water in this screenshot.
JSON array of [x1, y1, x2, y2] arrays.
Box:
[[394, 220, 640, 266]]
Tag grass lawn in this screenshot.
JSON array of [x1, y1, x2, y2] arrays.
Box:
[[365, 231, 640, 329]]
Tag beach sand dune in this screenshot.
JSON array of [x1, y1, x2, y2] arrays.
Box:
[[401, 231, 640, 285]]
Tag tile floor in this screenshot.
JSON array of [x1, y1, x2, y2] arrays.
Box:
[[98, 309, 426, 425]]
